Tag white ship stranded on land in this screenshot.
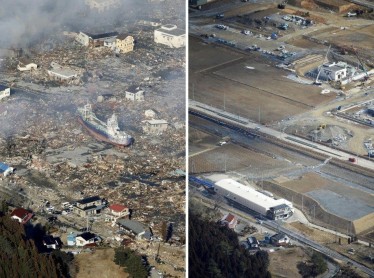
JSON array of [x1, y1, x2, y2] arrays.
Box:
[[77, 104, 133, 147]]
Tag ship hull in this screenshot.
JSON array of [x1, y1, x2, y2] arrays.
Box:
[[77, 116, 132, 147]]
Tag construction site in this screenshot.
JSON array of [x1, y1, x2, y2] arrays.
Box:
[[0, 0, 185, 277], [189, 0, 374, 276]]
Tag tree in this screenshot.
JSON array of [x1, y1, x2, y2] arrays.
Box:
[[310, 252, 327, 277], [166, 223, 173, 242], [161, 221, 167, 241]]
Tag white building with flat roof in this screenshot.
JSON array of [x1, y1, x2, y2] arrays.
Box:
[[319, 62, 347, 81], [214, 179, 294, 219], [154, 24, 185, 48], [47, 62, 78, 81]]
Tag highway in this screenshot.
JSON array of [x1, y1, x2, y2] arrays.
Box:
[[190, 100, 374, 171]]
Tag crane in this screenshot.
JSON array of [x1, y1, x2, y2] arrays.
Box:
[[314, 44, 331, 85], [353, 47, 369, 81]]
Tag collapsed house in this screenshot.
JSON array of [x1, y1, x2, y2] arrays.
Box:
[[154, 24, 186, 48], [116, 35, 135, 53], [0, 162, 14, 177], [47, 62, 79, 81], [17, 59, 38, 71], [0, 85, 10, 100]]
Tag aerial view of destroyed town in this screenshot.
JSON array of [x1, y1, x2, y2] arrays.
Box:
[[0, 0, 185, 277], [188, 0, 374, 277]]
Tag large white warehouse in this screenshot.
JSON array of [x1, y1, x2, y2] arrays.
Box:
[[214, 179, 294, 220]]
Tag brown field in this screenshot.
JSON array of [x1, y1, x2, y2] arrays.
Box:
[[189, 36, 335, 124], [189, 134, 296, 175], [76, 249, 128, 278], [269, 247, 309, 278]]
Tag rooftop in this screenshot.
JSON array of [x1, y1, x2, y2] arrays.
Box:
[[0, 85, 9, 91], [117, 34, 133, 40], [77, 196, 101, 205], [157, 26, 185, 37], [145, 119, 168, 125], [87, 32, 118, 40], [48, 68, 78, 79], [109, 204, 128, 212], [117, 219, 145, 235], [215, 179, 292, 210], [10, 208, 30, 219], [271, 233, 288, 241], [222, 213, 236, 223], [78, 232, 96, 241], [0, 162, 10, 173]]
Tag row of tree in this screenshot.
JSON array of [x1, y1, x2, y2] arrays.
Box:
[[189, 211, 272, 278]]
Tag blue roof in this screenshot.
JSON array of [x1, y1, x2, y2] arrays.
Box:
[[0, 85, 9, 91], [0, 162, 10, 174]]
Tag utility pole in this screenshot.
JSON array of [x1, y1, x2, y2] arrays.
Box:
[[301, 195, 304, 211], [192, 83, 195, 100], [223, 93, 226, 111], [258, 106, 261, 124]]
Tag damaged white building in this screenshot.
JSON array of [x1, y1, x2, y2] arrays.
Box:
[[319, 62, 347, 81], [143, 119, 168, 134], [125, 87, 144, 101], [17, 59, 38, 71], [47, 62, 78, 81], [154, 24, 185, 48]]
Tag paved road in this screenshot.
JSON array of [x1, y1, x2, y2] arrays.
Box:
[[264, 220, 374, 277], [190, 100, 374, 171]]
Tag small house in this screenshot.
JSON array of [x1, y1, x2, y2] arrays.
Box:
[[220, 213, 238, 229], [43, 235, 60, 250], [76, 232, 101, 247], [76, 31, 118, 47], [67, 233, 77, 246], [108, 204, 129, 218], [0, 85, 10, 101], [0, 162, 14, 177], [142, 119, 168, 134], [73, 196, 103, 217], [247, 236, 259, 249], [10, 208, 33, 224], [270, 233, 290, 246]]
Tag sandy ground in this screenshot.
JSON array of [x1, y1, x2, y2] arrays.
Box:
[[76, 248, 128, 278]]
